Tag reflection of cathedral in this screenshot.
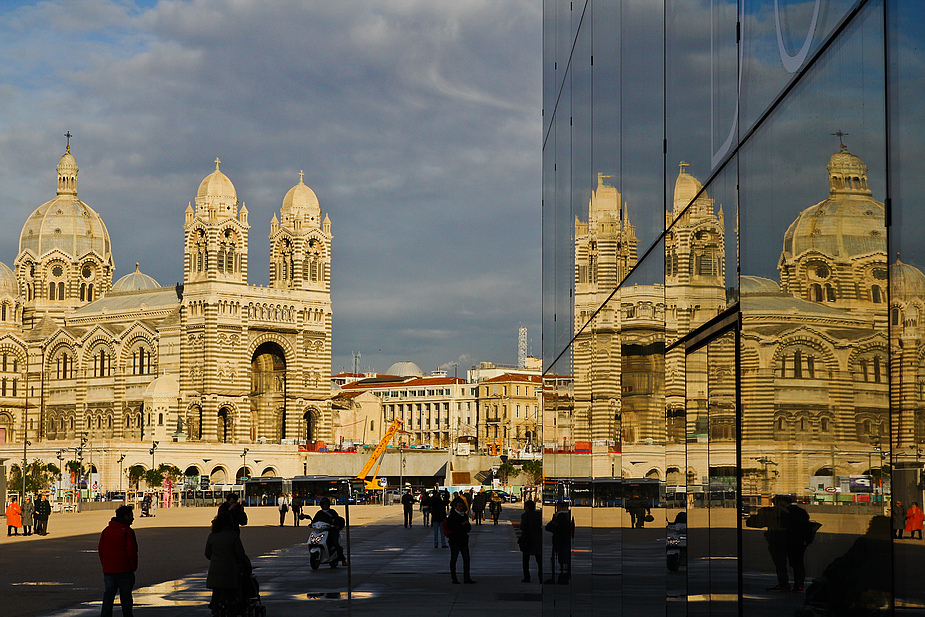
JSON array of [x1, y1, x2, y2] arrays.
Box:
[[566, 145, 914, 497], [0, 146, 333, 484]]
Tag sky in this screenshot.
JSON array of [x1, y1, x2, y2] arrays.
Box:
[[0, 0, 543, 376]]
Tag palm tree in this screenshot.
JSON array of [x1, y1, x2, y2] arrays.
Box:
[[127, 465, 146, 489]]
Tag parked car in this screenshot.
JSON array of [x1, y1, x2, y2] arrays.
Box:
[[493, 490, 519, 503]]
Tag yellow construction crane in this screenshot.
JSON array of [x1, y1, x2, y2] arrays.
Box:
[[355, 418, 403, 491]]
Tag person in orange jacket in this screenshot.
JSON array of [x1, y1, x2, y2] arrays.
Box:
[[6, 496, 22, 536], [905, 501, 924, 540]]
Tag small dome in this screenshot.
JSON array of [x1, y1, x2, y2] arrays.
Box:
[[0, 262, 18, 296], [280, 171, 321, 227], [740, 275, 782, 296], [112, 263, 160, 292], [386, 361, 424, 378], [144, 373, 179, 398], [827, 146, 872, 196], [891, 258, 925, 302], [197, 158, 237, 202], [673, 163, 704, 212]]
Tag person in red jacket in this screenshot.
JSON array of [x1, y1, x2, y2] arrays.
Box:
[[98, 505, 138, 617]]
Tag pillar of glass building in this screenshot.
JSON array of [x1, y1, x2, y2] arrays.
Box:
[[542, 1, 925, 614]]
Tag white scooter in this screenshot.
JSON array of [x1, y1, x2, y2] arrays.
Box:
[[307, 520, 340, 570]]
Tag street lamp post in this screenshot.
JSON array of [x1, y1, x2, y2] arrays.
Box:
[[150, 441, 159, 473], [241, 448, 249, 483], [56, 450, 64, 497], [117, 454, 126, 494]]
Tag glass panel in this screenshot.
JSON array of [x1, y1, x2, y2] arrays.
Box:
[[739, 4, 888, 615], [888, 0, 925, 611]]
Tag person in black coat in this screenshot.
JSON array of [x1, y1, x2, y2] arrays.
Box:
[[401, 490, 416, 527], [431, 490, 448, 548], [216, 492, 247, 531], [446, 499, 476, 584], [545, 500, 574, 584], [519, 499, 543, 583]]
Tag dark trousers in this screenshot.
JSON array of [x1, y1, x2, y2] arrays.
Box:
[[279, 509, 287, 526], [449, 539, 471, 582], [101, 571, 135, 617], [522, 551, 542, 581], [35, 518, 48, 535], [293, 508, 301, 526], [404, 508, 413, 527], [767, 537, 805, 588], [910, 528, 923, 539]]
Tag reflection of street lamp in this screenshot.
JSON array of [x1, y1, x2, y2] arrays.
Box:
[[755, 456, 778, 496], [241, 448, 250, 483]]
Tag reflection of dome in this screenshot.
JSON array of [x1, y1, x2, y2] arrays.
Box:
[[673, 163, 703, 211], [0, 262, 17, 296], [281, 172, 321, 224], [19, 149, 112, 260], [740, 275, 782, 296], [386, 361, 423, 378], [197, 158, 237, 202], [782, 149, 884, 261], [891, 258, 925, 301], [112, 263, 160, 292]]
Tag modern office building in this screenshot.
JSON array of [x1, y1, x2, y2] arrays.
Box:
[[543, 1, 924, 614]]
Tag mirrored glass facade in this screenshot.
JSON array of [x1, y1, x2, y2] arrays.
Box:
[[543, 1, 925, 614]]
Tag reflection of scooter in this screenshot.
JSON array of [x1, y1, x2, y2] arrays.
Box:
[[666, 512, 687, 571], [307, 521, 340, 570]]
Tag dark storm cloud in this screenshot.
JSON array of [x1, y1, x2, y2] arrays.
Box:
[[0, 0, 542, 374]]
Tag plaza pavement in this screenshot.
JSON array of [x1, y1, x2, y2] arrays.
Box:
[[2, 502, 545, 617]]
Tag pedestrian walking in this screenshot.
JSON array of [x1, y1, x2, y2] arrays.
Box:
[[6, 496, 22, 536], [431, 490, 448, 548], [291, 495, 303, 527], [446, 498, 476, 584], [205, 510, 249, 616], [545, 500, 574, 584], [21, 497, 34, 536], [98, 505, 138, 617], [401, 489, 416, 528], [420, 491, 431, 527], [34, 493, 51, 535], [519, 499, 543, 583], [626, 493, 650, 528], [892, 500, 907, 539], [277, 493, 289, 527], [906, 501, 924, 539], [489, 491, 502, 525], [473, 489, 486, 525]]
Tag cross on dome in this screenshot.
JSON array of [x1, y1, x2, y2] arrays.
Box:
[[831, 130, 849, 151], [299, 170, 304, 183], [65, 131, 73, 152], [214, 158, 221, 171], [679, 161, 690, 174]]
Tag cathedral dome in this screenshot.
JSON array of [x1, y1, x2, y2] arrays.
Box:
[[740, 275, 782, 296], [673, 163, 703, 211], [782, 149, 884, 262], [280, 172, 321, 225], [891, 258, 925, 302], [0, 262, 18, 296], [112, 263, 160, 292], [19, 149, 112, 261], [386, 361, 424, 378], [197, 158, 237, 202]]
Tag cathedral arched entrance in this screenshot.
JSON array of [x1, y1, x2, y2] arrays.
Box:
[[250, 342, 287, 443], [217, 407, 233, 443]]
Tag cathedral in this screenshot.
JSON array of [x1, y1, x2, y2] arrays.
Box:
[[0, 145, 333, 487]]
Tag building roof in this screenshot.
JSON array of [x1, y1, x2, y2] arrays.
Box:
[[72, 288, 179, 315], [481, 373, 543, 384]]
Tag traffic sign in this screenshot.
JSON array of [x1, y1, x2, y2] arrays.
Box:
[[824, 486, 838, 493], [378, 478, 388, 487]]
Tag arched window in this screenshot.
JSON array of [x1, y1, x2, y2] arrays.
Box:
[[80, 283, 86, 301], [88, 283, 93, 302], [58, 282, 65, 300], [49, 282, 56, 300], [1, 304, 6, 320], [871, 285, 883, 303]]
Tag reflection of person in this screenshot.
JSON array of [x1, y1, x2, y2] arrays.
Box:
[[798, 515, 892, 616], [98, 505, 138, 617], [519, 500, 543, 583], [905, 502, 924, 540], [545, 500, 575, 584], [291, 495, 303, 527], [892, 500, 907, 539], [447, 499, 475, 584], [746, 495, 813, 592], [625, 494, 650, 529]]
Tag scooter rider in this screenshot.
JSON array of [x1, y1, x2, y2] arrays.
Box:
[[303, 497, 346, 565]]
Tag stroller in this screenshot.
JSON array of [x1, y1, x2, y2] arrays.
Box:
[[212, 557, 266, 617]]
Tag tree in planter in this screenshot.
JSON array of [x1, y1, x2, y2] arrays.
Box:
[[497, 461, 520, 486], [127, 465, 146, 490], [521, 459, 543, 485], [7, 460, 59, 496], [158, 464, 183, 487]]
